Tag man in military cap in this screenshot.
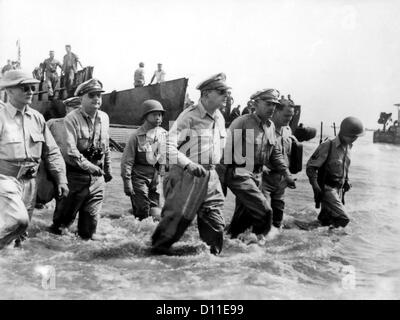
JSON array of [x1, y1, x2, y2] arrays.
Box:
[[42, 50, 63, 98], [0, 70, 68, 249], [49, 78, 112, 239], [36, 96, 82, 209], [261, 97, 297, 230], [222, 89, 296, 241], [152, 73, 229, 255], [121, 99, 167, 220], [306, 116, 364, 228]]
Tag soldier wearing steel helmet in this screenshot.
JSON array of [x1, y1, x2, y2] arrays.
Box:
[[49, 78, 112, 239], [306, 116, 365, 228], [121, 99, 167, 220]]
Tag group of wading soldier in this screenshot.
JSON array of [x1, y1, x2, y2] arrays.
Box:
[[0, 70, 364, 254]]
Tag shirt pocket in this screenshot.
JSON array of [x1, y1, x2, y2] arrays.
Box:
[[77, 127, 90, 148], [30, 132, 45, 143]]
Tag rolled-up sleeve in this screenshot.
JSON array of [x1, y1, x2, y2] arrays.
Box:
[[120, 133, 137, 183]]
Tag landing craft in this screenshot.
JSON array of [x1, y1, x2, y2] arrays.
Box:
[[373, 104, 400, 144]]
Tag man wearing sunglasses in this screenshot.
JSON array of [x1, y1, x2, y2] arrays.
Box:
[[223, 89, 296, 242], [306, 116, 364, 229], [49, 78, 112, 240], [0, 70, 68, 249], [152, 73, 229, 255]]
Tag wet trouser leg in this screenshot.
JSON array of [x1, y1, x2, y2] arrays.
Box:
[[262, 172, 286, 228], [77, 175, 104, 239], [53, 172, 90, 228], [53, 172, 104, 238], [196, 169, 225, 254], [152, 165, 215, 251], [131, 170, 159, 219], [0, 175, 29, 249], [319, 185, 349, 228], [226, 168, 272, 238]]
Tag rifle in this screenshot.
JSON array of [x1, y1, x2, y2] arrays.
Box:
[[333, 122, 337, 136], [319, 121, 323, 144]]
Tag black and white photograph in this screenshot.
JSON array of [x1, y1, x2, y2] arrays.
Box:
[[0, 0, 399, 304]]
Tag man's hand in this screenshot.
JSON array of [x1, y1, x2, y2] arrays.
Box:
[[262, 165, 271, 175], [285, 175, 297, 189], [124, 182, 134, 197], [343, 180, 352, 192], [185, 163, 207, 177], [57, 183, 69, 198], [104, 172, 113, 183], [312, 183, 322, 206]]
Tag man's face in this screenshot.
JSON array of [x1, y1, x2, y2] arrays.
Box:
[[207, 89, 231, 109], [274, 105, 294, 126], [81, 91, 102, 111], [65, 46, 71, 53], [254, 99, 276, 122], [50, 51, 55, 59], [157, 64, 162, 71], [6, 84, 35, 107], [146, 111, 163, 127]]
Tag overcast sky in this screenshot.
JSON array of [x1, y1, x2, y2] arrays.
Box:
[[1, 0, 400, 128]]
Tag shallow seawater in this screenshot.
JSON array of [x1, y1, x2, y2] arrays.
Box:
[[1, 131, 399, 300]]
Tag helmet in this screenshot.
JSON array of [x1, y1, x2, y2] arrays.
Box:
[[142, 99, 165, 118], [339, 116, 365, 137]]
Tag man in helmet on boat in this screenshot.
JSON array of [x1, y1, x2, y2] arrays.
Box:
[[306, 116, 365, 228]]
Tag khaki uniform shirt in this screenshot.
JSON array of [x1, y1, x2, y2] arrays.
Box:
[[63, 107, 111, 174], [306, 136, 352, 186], [167, 101, 226, 168], [268, 125, 293, 172], [0, 102, 67, 184], [121, 125, 167, 182], [224, 113, 289, 174]]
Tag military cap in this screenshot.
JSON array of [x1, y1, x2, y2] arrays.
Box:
[[63, 96, 81, 108], [74, 78, 105, 96], [0, 70, 40, 89], [250, 88, 281, 104], [196, 72, 231, 91], [142, 99, 165, 118]]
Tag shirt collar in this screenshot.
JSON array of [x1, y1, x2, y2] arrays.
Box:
[[5, 102, 33, 118], [334, 135, 352, 149], [79, 107, 100, 122], [197, 100, 220, 121], [136, 125, 147, 135], [250, 113, 271, 128]]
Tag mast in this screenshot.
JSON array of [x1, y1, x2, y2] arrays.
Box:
[[394, 103, 400, 123], [16, 39, 21, 68]]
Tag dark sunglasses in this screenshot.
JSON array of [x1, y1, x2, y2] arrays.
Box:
[[215, 89, 230, 96], [18, 85, 36, 92], [88, 92, 102, 98]]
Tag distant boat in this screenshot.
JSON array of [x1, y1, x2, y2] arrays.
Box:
[[373, 104, 400, 144]]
